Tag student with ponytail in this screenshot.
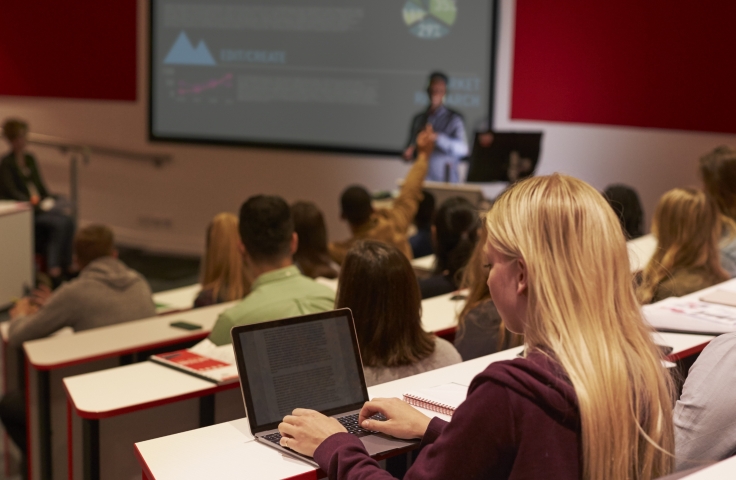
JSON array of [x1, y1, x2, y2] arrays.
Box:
[[418, 196, 479, 299], [277, 174, 675, 480]]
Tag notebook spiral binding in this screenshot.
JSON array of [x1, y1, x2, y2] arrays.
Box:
[[403, 394, 456, 416]]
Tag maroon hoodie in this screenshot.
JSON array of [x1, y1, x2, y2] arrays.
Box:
[[314, 352, 581, 480]]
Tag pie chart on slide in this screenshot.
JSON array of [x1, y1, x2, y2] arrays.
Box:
[[403, 0, 457, 39]]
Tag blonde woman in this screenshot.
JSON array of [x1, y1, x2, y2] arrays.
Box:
[[637, 188, 729, 304], [193, 213, 249, 308], [453, 220, 524, 360], [276, 174, 674, 480]]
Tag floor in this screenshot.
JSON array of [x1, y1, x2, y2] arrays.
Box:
[[0, 248, 200, 479]]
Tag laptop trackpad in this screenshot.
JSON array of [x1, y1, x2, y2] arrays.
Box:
[[361, 434, 416, 456]]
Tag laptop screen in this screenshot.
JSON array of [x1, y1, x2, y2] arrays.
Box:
[[232, 310, 368, 431]]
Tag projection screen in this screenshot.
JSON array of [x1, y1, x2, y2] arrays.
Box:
[[150, 0, 495, 154]]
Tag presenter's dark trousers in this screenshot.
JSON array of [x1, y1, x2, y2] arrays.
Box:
[[35, 210, 75, 271]]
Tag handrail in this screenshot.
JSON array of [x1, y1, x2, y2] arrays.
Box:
[[27, 132, 172, 167], [1, 129, 173, 222]]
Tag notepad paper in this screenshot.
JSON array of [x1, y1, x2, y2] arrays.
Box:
[[403, 383, 468, 416]]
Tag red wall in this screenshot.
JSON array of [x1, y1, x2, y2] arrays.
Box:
[[512, 1, 736, 134], [0, 1, 136, 101]]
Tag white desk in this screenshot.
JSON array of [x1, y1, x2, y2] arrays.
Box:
[[152, 284, 201, 314], [644, 278, 736, 335], [420, 290, 466, 338], [62, 293, 465, 480], [678, 455, 736, 479], [0, 201, 33, 310], [410, 254, 435, 272], [131, 332, 711, 480], [23, 301, 235, 480], [133, 347, 524, 480], [627, 233, 657, 273], [67, 330, 710, 480]]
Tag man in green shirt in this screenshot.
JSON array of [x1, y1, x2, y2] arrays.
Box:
[[208, 195, 336, 346]]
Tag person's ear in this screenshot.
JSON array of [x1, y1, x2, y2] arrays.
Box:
[[238, 241, 250, 265], [516, 258, 528, 295], [290, 232, 299, 255]]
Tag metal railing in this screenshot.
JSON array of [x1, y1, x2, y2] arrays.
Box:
[[5, 131, 172, 222]]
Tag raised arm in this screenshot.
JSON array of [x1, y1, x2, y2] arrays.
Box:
[[387, 127, 434, 233]]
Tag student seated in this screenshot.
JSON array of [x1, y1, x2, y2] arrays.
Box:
[[0, 118, 76, 284], [292, 201, 338, 280], [0, 224, 155, 456], [207, 195, 336, 346], [277, 174, 675, 480], [328, 127, 434, 264], [418, 196, 479, 299], [673, 331, 736, 470], [336, 240, 461, 387], [194, 212, 250, 308], [7, 224, 156, 347], [409, 190, 435, 259], [699, 145, 736, 276], [604, 183, 644, 239], [453, 222, 523, 361], [637, 188, 729, 304]]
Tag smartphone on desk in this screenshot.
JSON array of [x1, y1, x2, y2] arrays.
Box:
[[170, 320, 202, 331]]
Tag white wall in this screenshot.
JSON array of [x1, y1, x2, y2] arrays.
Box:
[[1, 0, 734, 256]]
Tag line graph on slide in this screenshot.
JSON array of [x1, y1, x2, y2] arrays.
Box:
[[177, 73, 234, 95]]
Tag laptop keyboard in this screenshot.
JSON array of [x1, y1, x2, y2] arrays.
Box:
[[263, 413, 387, 447]]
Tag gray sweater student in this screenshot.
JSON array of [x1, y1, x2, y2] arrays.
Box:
[[8, 224, 156, 347]]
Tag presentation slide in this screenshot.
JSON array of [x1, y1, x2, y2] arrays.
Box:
[[150, 0, 493, 153]]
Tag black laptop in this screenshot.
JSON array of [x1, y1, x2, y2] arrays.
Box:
[[230, 308, 416, 467]]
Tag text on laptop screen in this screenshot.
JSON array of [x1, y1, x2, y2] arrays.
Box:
[[237, 315, 365, 427]]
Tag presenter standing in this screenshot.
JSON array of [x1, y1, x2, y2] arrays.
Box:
[[403, 72, 468, 183]]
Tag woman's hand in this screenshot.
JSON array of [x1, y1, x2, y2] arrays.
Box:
[[278, 409, 347, 457], [359, 398, 431, 439]]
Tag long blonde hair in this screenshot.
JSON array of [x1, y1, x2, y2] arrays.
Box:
[[201, 213, 250, 302], [458, 217, 523, 351], [486, 174, 674, 480], [638, 188, 729, 303]]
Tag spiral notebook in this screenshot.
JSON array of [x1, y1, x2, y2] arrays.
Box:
[[403, 383, 468, 416]]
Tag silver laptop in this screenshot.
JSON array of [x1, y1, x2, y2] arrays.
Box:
[[231, 308, 416, 467]]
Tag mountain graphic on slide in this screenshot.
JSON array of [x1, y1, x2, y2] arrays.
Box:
[[164, 31, 216, 66]]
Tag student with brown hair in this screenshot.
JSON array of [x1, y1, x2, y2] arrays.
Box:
[[329, 127, 434, 264], [453, 221, 523, 360], [292, 201, 338, 280], [418, 196, 479, 299], [637, 188, 729, 304], [335, 240, 460, 387], [194, 213, 250, 308], [1, 224, 156, 456], [277, 174, 675, 480], [699, 145, 736, 276]]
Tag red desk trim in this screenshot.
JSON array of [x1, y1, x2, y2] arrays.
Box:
[[666, 340, 711, 362]]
